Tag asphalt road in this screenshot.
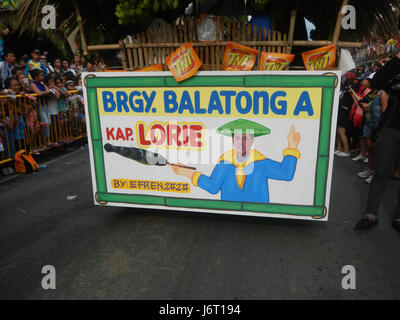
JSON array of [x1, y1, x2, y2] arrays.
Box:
[[0, 148, 399, 300]]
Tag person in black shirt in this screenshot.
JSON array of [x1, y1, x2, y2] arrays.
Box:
[[335, 78, 354, 157], [354, 54, 400, 234]]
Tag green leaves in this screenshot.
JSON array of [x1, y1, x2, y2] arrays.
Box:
[[115, 0, 182, 24]]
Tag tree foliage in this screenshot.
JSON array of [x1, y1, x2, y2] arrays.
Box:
[[115, 0, 195, 24]]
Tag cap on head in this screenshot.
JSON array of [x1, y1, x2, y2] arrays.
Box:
[[217, 119, 271, 137], [357, 73, 370, 81], [32, 49, 41, 54]]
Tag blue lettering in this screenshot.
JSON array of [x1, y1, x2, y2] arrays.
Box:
[[179, 90, 194, 114], [103, 91, 116, 112], [208, 91, 223, 114], [235, 91, 252, 114], [194, 91, 206, 114], [254, 91, 268, 115], [270, 91, 287, 115], [128, 91, 143, 112], [220, 91, 236, 115], [116, 92, 129, 113], [164, 91, 179, 113], [294, 91, 314, 116], [142, 91, 156, 113]]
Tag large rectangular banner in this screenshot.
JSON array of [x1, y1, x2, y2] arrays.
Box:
[[83, 71, 340, 221]]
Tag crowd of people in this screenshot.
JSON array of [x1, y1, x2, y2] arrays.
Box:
[[0, 49, 92, 176], [336, 58, 400, 184], [336, 55, 400, 234]]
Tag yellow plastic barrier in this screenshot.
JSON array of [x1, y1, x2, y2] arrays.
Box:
[[0, 90, 86, 165]]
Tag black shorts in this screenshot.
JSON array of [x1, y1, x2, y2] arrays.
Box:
[[337, 107, 350, 128]]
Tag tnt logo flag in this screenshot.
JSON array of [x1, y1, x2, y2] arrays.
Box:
[[302, 44, 337, 71], [259, 52, 295, 71], [222, 42, 258, 71], [135, 64, 164, 72], [165, 43, 202, 82]]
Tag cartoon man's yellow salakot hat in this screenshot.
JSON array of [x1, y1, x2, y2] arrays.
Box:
[[217, 119, 271, 137]]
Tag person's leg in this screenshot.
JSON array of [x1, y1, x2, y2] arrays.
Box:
[[366, 128, 400, 219], [336, 130, 343, 152], [393, 156, 400, 179], [360, 137, 368, 157], [367, 139, 375, 171], [338, 127, 349, 154]]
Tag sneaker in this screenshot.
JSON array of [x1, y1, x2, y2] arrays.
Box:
[[354, 217, 378, 233], [365, 175, 373, 184], [363, 157, 369, 164], [352, 154, 366, 162], [358, 169, 372, 178], [334, 150, 342, 156], [393, 220, 400, 234], [337, 151, 350, 157]]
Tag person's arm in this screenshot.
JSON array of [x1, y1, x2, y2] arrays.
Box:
[[50, 86, 61, 99], [380, 90, 389, 112], [25, 60, 30, 76], [29, 82, 50, 96], [40, 62, 49, 76], [349, 88, 362, 102]]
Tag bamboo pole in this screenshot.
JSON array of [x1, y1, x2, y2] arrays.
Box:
[[72, 0, 88, 56], [332, 0, 349, 44], [287, 10, 297, 53], [119, 40, 128, 70], [87, 44, 120, 50], [87, 40, 363, 53]]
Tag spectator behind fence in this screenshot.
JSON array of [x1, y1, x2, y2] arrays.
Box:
[[4, 78, 29, 152], [50, 58, 63, 76], [0, 50, 16, 89], [71, 54, 83, 77], [25, 49, 48, 80], [46, 76, 61, 142], [55, 78, 69, 138], [17, 72, 30, 93], [0, 104, 15, 176], [61, 60, 76, 76], [66, 80, 85, 135], [29, 69, 52, 139]]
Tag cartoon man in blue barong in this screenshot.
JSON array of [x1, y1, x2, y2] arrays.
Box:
[[170, 119, 301, 203]]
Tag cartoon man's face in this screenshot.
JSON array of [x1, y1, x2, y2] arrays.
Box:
[[233, 133, 254, 157]]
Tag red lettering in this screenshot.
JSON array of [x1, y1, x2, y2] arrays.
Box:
[[167, 124, 182, 147], [125, 128, 133, 141], [137, 123, 151, 146], [150, 124, 166, 146], [189, 125, 203, 148], [106, 127, 115, 140], [115, 128, 126, 141], [182, 124, 189, 147]]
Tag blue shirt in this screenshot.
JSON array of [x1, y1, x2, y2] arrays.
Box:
[[195, 149, 299, 203], [14, 115, 26, 141]]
